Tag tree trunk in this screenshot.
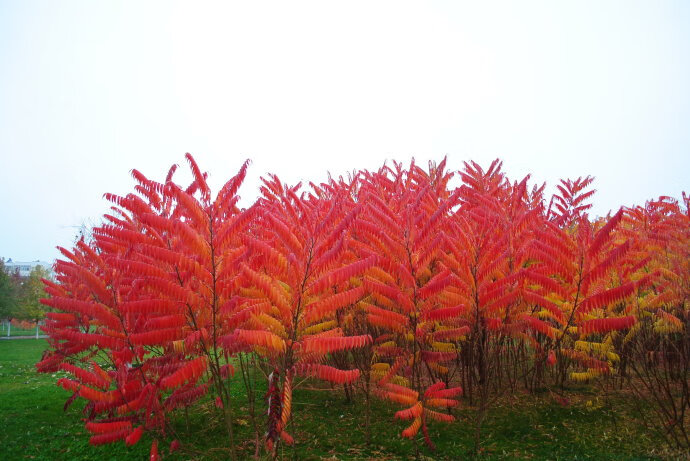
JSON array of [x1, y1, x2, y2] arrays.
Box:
[[364, 379, 371, 446]]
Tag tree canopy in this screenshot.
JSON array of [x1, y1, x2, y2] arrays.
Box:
[[16, 266, 51, 322], [0, 260, 18, 321]]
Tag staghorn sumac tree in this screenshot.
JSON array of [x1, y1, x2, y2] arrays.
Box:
[[223, 173, 373, 456], [426, 159, 605, 453], [529, 185, 647, 388], [442, 160, 544, 453], [350, 159, 463, 452], [39, 154, 253, 460]]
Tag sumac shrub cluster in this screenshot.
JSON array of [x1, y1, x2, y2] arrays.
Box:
[[37, 155, 690, 458]]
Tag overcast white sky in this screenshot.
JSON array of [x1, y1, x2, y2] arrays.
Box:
[[1, 1, 688, 262]]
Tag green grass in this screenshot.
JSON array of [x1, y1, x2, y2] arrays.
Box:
[[0, 340, 152, 460], [0, 340, 681, 460]]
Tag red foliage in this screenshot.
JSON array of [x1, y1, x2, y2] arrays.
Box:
[[37, 154, 688, 457]]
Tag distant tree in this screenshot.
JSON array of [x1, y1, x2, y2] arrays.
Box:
[[0, 259, 18, 322], [16, 266, 51, 332]]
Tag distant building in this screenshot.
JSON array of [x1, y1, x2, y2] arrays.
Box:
[[2, 259, 53, 278]]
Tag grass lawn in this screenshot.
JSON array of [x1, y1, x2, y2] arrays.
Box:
[[0, 339, 680, 460]]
